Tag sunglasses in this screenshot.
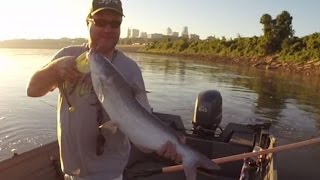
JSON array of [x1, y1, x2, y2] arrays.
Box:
[[88, 18, 122, 29]]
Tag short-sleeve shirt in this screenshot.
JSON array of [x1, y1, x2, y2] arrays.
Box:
[[52, 44, 151, 180]]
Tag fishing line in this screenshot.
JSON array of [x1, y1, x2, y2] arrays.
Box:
[[39, 100, 56, 109]]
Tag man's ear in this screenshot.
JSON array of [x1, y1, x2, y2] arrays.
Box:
[[86, 13, 92, 26]]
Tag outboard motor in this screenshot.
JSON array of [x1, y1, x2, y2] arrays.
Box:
[[192, 90, 222, 137]]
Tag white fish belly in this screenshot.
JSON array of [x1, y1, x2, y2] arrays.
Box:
[[116, 107, 173, 151]]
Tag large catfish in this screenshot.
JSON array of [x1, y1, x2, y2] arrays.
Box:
[[88, 50, 219, 180]]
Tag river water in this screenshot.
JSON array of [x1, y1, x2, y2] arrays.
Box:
[[0, 48, 319, 179]]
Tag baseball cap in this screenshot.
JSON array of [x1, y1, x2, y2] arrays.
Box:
[[90, 0, 124, 16]]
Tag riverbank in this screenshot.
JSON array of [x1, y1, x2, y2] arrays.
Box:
[[116, 44, 145, 53], [119, 45, 320, 77], [199, 55, 320, 76]]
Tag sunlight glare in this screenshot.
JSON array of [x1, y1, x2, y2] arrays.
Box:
[[0, 54, 13, 73], [0, 0, 89, 40]]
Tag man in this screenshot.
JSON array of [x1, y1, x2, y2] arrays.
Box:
[[27, 0, 184, 179]]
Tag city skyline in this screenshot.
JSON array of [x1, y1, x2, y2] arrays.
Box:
[[0, 0, 319, 40], [126, 26, 191, 39]]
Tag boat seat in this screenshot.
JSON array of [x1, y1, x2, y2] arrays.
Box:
[[218, 123, 255, 145], [153, 112, 187, 134]]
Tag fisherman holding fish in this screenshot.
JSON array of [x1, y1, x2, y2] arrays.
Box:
[[27, 0, 188, 179]]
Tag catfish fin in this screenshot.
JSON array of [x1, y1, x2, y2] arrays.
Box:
[[182, 158, 197, 180], [182, 151, 220, 180], [196, 152, 220, 170], [131, 84, 151, 97]]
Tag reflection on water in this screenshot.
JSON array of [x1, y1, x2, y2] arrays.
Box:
[[0, 48, 57, 161], [0, 49, 320, 178], [132, 53, 320, 137]]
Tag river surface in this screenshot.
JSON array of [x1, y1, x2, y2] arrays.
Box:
[[0, 48, 319, 179]]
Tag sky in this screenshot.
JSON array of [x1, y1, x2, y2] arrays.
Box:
[[1, 0, 319, 40]]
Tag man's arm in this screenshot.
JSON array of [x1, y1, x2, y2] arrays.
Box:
[[27, 60, 60, 97], [27, 56, 82, 97]]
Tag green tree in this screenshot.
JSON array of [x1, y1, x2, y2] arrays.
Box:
[[275, 11, 294, 40], [260, 14, 273, 38], [259, 11, 294, 55]]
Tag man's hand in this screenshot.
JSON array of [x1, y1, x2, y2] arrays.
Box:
[[157, 135, 186, 163], [53, 56, 82, 82], [27, 56, 82, 97]]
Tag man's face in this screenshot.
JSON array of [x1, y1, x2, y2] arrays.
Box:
[[88, 9, 122, 52]]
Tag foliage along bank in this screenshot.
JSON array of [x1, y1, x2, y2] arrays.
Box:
[[139, 11, 320, 75]]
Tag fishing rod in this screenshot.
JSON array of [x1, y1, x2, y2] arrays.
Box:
[[126, 137, 320, 177]]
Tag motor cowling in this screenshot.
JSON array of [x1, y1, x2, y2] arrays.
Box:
[[192, 90, 222, 133]]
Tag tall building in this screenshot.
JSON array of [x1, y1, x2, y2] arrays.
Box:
[[140, 32, 148, 38], [148, 33, 164, 39], [131, 29, 140, 38], [190, 34, 200, 40], [181, 26, 189, 38], [167, 27, 173, 36], [127, 28, 131, 38], [172, 32, 179, 37]]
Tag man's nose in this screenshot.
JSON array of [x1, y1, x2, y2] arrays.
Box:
[[102, 25, 116, 32]]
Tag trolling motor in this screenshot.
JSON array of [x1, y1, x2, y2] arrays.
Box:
[[192, 90, 222, 137]]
